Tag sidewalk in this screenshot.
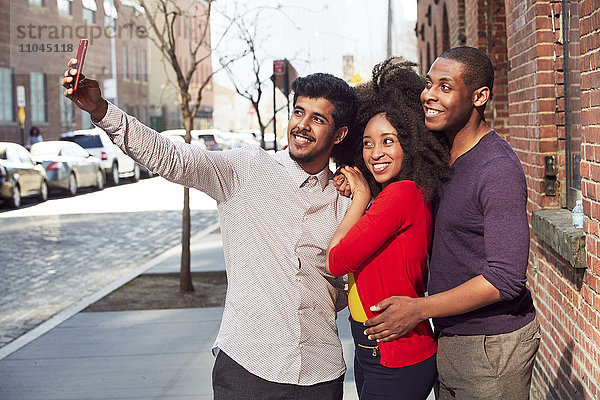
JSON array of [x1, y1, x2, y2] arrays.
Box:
[[0, 228, 359, 400], [0, 228, 433, 400]]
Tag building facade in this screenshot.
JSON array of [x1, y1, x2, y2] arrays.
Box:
[[1, 0, 149, 144], [146, 0, 214, 132], [417, 0, 600, 397]]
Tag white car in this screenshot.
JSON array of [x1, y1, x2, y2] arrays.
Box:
[[60, 128, 149, 184], [160, 129, 207, 149]]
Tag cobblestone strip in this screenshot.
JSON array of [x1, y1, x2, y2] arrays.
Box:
[[0, 210, 219, 349]]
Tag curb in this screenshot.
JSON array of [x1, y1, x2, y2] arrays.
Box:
[[0, 220, 221, 361]]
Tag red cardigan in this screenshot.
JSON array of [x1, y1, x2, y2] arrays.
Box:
[[328, 180, 437, 368]]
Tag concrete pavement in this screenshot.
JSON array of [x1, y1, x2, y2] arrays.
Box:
[[0, 208, 219, 350], [0, 227, 434, 400]]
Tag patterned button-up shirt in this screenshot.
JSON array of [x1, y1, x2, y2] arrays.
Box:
[[94, 103, 351, 385]]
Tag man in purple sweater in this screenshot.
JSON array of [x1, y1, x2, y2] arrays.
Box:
[[362, 47, 540, 399]]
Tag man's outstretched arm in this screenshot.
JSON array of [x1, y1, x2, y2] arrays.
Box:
[[363, 275, 500, 342], [62, 58, 242, 202]]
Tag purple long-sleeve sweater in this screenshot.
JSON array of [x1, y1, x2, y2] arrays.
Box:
[[429, 131, 536, 335]]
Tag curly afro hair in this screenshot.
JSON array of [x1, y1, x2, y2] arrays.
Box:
[[335, 58, 449, 200]]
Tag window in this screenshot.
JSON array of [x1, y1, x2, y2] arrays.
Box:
[[0, 68, 13, 122], [57, 0, 72, 15], [123, 46, 129, 79], [140, 50, 147, 82], [30, 73, 46, 123], [132, 48, 138, 81], [29, 0, 44, 6], [563, 0, 582, 208], [82, 0, 97, 23], [62, 134, 102, 149], [59, 80, 73, 125], [15, 145, 34, 165]]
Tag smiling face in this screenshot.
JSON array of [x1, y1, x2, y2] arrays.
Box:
[[362, 113, 404, 188], [287, 96, 347, 174], [420, 57, 474, 136]]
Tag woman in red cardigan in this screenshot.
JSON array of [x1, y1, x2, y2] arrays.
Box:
[[326, 59, 448, 400]]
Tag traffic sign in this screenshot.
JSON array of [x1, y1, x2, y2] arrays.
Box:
[[17, 86, 26, 107], [273, 60, 286, 75], [18, 107, 26, 127]]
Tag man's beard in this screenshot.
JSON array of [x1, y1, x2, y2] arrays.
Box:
[[289, 150, 315, 165]]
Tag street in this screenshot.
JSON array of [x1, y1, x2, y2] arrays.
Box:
[[0, 177, 218, 350]]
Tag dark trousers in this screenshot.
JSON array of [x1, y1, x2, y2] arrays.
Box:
[[212, 350, 344, 400], [351, 317, 437, 400]]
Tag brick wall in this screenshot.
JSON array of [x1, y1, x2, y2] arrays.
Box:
[[1, 0, 149, 143], [416, 0, 509, 138], [503, 0, 600, 397], [578, 0, 600, 394], [486, 0, 509, 138]]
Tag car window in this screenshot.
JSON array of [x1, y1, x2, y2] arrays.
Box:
[[15, 145, 34, 164], [60, 145, 77, 157], [5, 146, 19, 162], [71, 143, 90, 158], [63, 135, 103, 148]]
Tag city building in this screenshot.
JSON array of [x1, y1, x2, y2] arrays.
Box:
[[417, 0, 600, 397], [145, 0, 214, 132], [1, 0, 149, 144]]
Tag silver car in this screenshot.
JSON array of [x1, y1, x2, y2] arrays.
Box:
[[0, 142, 48, 208], [30, 141, 105, 196], [59, 128, 143, 185]]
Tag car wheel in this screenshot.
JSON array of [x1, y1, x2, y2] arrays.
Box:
[[8, 184, 21, 208], [143, 166, 154, 178], [132, 164, 141, 182], [95, 169, 105, 190], [68, 173, 77, 196], [39, 180, 48, 202], [108, 162, 119, 186]]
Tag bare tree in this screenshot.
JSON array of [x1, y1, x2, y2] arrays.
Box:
[[216, 4, 299, 149], [138, 0, 244, 291]]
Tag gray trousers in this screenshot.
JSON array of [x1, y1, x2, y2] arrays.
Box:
[[435, 317, 540, 400], [212, 350, 344, 400]]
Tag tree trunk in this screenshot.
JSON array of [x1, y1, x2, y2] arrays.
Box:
[[180, 112, 194, 292], [180, 186, 194, 291]]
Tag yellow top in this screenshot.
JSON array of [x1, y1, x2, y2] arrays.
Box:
[[348, 273, 368, 322]]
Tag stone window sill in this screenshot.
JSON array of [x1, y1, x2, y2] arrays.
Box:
[[531, 209, 587, 269]]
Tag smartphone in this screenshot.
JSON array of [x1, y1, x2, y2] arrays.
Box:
[[72, 39, 88, 92]]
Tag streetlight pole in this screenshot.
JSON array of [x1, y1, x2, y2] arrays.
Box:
[[387, 0, 393, 58]]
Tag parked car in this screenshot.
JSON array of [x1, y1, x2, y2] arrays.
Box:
[[235, 131, 261, 147], [215, 132, 250, 150], [195, 129, 223, 151], [263, 132, 287, 151], [160, 129, 207, 148], [59, 128, 146, 185], [30, 141, 105, 195], [237, 129, 261, 146], [0, 142, 48, 208]]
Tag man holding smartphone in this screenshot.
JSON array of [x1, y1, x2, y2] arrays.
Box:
[[62, 58, 357, 400]]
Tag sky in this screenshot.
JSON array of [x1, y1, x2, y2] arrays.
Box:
[[211, 0, 418, 88]]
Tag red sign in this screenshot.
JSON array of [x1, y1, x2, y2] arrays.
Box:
[[273, 60, 286, 75]]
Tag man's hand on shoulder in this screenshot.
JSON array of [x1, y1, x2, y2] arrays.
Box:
[[333, 167, 352, 198], [363, 296, 425, 342]]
